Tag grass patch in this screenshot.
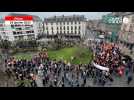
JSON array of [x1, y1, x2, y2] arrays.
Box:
[[13, 47, 93, 64], [13, 52, 36, 60]]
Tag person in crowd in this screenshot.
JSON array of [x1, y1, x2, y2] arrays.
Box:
[[4, 42, 133, 87], [127, 71, 133, 85]]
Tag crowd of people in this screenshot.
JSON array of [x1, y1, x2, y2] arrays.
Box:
[[92, 41, 134, 85], [4, 41, 134, 87], [4, 51, 97, 87], [94, 42, 122, 75]]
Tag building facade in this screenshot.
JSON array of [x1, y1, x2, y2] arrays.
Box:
[[118, 12, 134, 44], [0, 13, 43, 41], [101, 13, 122, 32], [43, 15, 87, 40], [87, 20, 101, 30], [0, 19, 6, 40]]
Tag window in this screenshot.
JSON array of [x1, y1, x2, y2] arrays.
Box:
[[13, 31, 16, 35], [16, 28, 22, 30], [79, 26, 80, 30], [79, 31, 80, 34], [60, 30, 62, 33], [67, 31, 69, 34], [20, 32, 23, 34], [51, 27, 53, 30], [57, 27, 58, 30], [75, 21, 77, 24], [71, 26, 73, 30], [64, 31, 65, 34], [25, 31, 28, 34], [71, 31, 73, 33], [14, 36, 17, 39], [64, 26, 65, 30], [60, 26, 62, 30], [79, 21, 80, 24], [11, 25, 14, 28], [67, 26, 69, 30], [75, 26, 77, 30], [67, 22, 69, 25], [51, 22, 53, 25]]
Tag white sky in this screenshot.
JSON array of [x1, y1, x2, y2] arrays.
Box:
[[0, 12, 111, 20]]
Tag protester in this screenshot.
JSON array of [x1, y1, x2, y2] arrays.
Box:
[[127, 72, 133, 85], [4, 42, 134, 87]]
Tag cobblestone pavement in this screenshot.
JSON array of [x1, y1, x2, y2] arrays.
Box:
[[35, 68, 134, 87], [0, 71, 16, 87]]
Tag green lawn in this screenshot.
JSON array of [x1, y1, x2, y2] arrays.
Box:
[[13, 47, 93, 64], [13, 52, 36, 60]]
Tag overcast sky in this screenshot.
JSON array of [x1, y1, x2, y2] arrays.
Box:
[[0, 12, 111, 20]]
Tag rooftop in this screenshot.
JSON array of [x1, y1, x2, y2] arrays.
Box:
[[44, 15, 86, 22]]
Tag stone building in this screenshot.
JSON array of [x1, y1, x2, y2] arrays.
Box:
[[43, 15, 87, 41]]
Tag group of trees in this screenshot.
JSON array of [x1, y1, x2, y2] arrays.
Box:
[[0, 40, 38, 49], [54, 37, 76, 50], [15, 40, 38, 49], [0, 39, 39, 54], [0, 37, 78, 53], [0, 40, 12, 50]]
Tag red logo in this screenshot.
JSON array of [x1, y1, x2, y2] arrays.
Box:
[[5, 16, 33, 21]]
